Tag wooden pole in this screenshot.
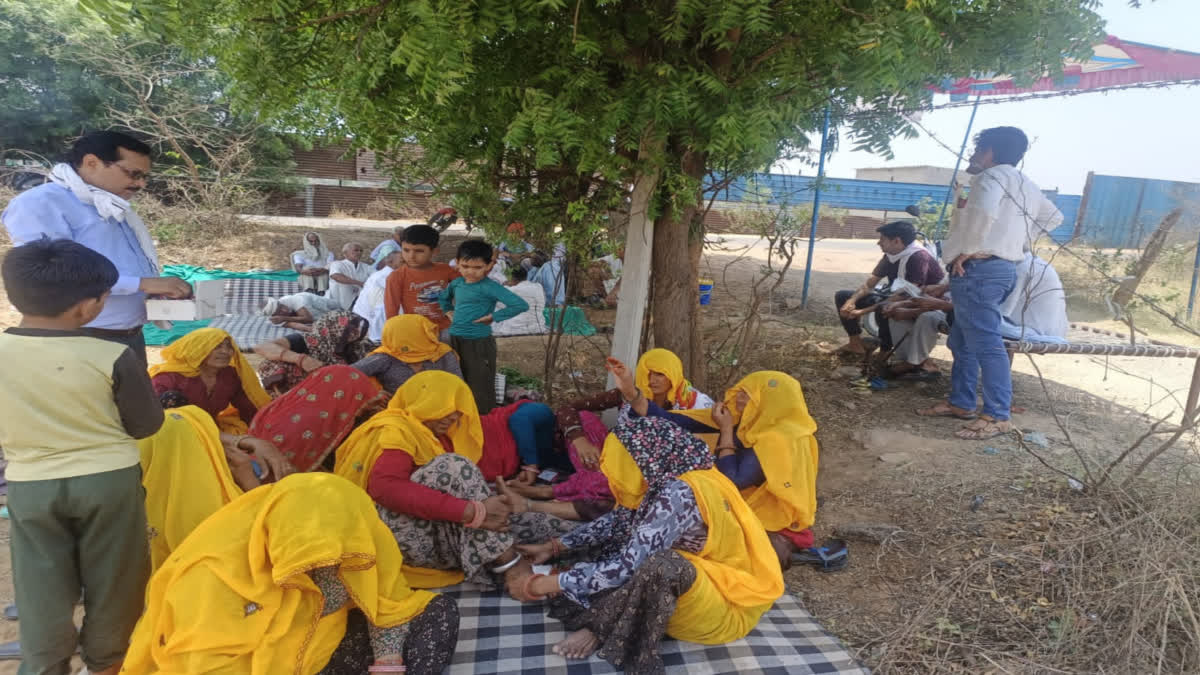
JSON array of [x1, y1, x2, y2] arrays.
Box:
[[1111, 207, 1182, 310]]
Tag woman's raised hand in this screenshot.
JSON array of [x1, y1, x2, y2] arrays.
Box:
[[711, 402, 734, 431], [605, 357, 637, 399]]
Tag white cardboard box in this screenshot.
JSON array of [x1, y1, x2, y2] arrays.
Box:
[[145, 279, 224, 321]]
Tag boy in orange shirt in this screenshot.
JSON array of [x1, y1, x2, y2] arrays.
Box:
[[384, 225, 459, 339]]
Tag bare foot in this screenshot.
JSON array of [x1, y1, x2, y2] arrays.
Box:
[[552, 628, 600, 660], [506, 482, 554, 500]]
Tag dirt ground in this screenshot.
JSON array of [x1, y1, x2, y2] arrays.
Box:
[[0, 216, 1196, 673]]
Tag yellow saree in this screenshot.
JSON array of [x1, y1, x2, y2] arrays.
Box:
[[139, 406, 243, 571], [123, 473, 436, 675]]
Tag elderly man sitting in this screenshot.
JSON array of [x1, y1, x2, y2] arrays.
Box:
[[886, 252, 1068, 379], [328, 241, 373, 310]]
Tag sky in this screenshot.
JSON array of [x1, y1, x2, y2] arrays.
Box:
[[778, 0, 1200, 195]]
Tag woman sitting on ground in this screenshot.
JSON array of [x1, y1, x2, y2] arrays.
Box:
[[508, 348, 714, 522], [351, 315, 463, 395], [123, 473, 459, 675], [150, 328, 272, 433], [512, 417, 783, 672], [610, 359, 820, 570], [139, 403, 297, 571], [253, 311, 373, 396], [334, 371, 575, 591], [248, 365, 388, 473]]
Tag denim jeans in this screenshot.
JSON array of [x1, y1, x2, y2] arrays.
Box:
[[507, 402, 570, 471], [947, 257, 1017, 420]]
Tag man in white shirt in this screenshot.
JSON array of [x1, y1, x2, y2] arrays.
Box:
[[353, 250, 404, 342], [492, 267, 548, 336], [919, 126, 1062, 440], [1001, 252, 1068, 341], [328, 242, 373, 310], [369, 226, 406, 269]]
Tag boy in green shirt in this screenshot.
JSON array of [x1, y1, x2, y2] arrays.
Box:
[[439, 240, 529, 413]]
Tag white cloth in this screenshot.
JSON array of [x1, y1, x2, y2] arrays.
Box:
[[885, 242, 926, 284], [596, 254, 623, 294], [942, 165, 1058, 263], [889, 310, 948, 366], [292, 234, 334, 292], [488, 257, 510, 284], [352, 267, 398, 342], [327, 259, 373, 310], [47, 163, 159, 273], [1000, 253, 1068, 340], [492, 281, 548, 336], [277, 292, 342, 317]]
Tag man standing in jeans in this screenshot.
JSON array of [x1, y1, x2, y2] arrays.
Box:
[[917, 126, 1060, 440]]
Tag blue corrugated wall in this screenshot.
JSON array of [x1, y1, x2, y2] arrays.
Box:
[[1075, 175, 1200, 248]]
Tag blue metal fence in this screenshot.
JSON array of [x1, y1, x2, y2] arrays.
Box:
[[1075, 174, 1200, 248], [709, 174, 1082, 236]]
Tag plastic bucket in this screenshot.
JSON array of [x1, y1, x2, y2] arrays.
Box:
[[698, 278, 714, 306]]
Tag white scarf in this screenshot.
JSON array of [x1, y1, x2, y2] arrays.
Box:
[[49, 163, 159, 273], [885, 241, 924, 283]]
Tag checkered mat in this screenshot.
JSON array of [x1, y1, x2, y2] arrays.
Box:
[[222, 278, 301, 315], [208, 315, 291, 350], [439, 586, 868, 674]]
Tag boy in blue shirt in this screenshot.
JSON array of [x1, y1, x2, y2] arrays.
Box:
[[439, 240, 529, 413]]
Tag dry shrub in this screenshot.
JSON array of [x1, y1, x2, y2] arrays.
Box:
[[870, 477, 1200, 674], [135, 192, 248, 247]]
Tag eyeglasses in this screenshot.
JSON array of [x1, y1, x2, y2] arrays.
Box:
[[103, 161, 150, 182]]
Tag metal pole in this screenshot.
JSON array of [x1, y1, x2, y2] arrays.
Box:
[[800, 104, 831, 308], [1188, 228, 1200, 321], [933, 94, 982, 236]]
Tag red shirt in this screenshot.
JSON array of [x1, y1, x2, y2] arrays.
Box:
[[368, 447, 471, 523], [152, 368, 258, 424], [383, 264, 459, 331]]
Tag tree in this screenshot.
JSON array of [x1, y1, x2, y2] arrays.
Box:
[[0, 0, 114, 155], [94, 0, 1104, 378]]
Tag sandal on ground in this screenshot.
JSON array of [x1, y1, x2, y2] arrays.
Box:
[[791, 539, 849, 572], [955, 418, 1012, 441], [897, 369, 941, 382], [915, 402, 977, 420]]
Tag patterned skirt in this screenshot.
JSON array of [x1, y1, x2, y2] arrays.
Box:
[[547, 550, 698, 675], [312, 568, 460, 675], [378, 453, 578, 587]]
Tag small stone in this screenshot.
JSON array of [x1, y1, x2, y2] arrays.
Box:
[[841, 400, 857, 411], [784, 297, 804, 310], [878, 451, 913, 464], [834, 365, 863, 379]]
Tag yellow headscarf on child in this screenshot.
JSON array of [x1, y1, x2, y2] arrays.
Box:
[[333, 371, 482, 588], [635, 348, 701, 410], [371, 315, 453, 364], [122, 473, 437, 675], [139, 406, 244, 572], [149, 328, 272, 433], [599, 422, 782, 644]]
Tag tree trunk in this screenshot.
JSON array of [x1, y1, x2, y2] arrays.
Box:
[[651, 147, 707, 386], [1112, 207, 1182, 310]]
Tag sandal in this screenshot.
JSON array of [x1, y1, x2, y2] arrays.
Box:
[[915, 402, 977, 420], [791, 539, 849, 572], [955, 418, 1012, 441]]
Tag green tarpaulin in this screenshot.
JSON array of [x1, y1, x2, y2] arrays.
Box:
[[162, 264, 298, 283]]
